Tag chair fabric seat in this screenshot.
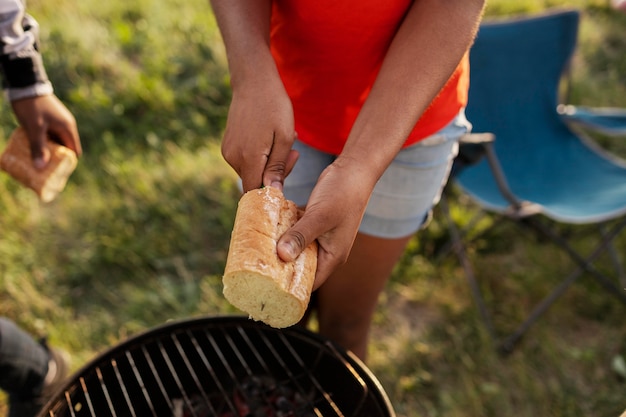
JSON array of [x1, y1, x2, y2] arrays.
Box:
[[459, 141, 626, 223]]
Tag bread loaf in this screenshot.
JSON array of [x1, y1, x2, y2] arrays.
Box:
[[0, 127, 77, 203], [223, 186, 317, 328]]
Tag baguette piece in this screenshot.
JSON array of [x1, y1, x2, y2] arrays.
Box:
[[0, 127, 77, 203], [223, 186, 317, 328]]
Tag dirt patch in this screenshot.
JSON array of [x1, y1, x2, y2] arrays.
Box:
[[372, 291, 444, 349]]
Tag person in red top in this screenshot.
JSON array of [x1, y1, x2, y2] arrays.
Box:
[[211, 0, 485, 360]]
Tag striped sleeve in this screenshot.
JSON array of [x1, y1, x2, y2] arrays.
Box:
[[0, 0, 52, 101]]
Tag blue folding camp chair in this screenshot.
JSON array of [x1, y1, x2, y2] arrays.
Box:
[[444, 8, 626, 354]]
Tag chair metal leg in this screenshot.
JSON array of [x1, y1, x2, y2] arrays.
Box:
[[436, 203, 490, 261], [600, 224, 626, 289], [525, 217, 626, 303], [442, 195, 626, 355], [439, 195, 497, 341], [499, 217, 626, 354], [498, 239, 607, 354]]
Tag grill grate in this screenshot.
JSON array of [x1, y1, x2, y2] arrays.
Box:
[[41, 317, 395, 417]]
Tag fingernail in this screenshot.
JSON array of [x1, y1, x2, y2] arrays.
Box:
[[270, 181, 283, 191], [33, 158, 46, 170], [279, 240, 297, 261]]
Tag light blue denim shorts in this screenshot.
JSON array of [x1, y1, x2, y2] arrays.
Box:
[[283, 110, 472, 239]]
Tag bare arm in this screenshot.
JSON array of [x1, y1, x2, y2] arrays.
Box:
[[210, 0, 298, 191], [278, 0, 486, 286], [341, 0, 485, 183]]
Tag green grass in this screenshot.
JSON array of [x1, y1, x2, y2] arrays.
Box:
[[1, 0, 626, 416]]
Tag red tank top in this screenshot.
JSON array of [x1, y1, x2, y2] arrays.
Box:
[[270, 0, 469, 155]]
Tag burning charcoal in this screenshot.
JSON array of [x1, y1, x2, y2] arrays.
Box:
[[275, 385, 295, 400], [233, 389, 252, 416], [275, 396, 296, 416], [292, 392, 310, 406], [187, 394, 214, 417], [252, 406, 273, 417], [275, 396, 294, 413], [241, 376, 264, 400], [230, 375, 320, 417]]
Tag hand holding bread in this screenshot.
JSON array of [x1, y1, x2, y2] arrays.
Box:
[[0, 127, 78, 203], [223, 186, 317, 328]]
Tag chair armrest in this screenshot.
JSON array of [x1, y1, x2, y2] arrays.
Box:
[[459, 132, 496, 145], [451, 133, 541, 218], [453, 132, 525, 209], [558, 104, 626, 136], [479, 139, 526, 209], [451, 133, 495, 176]]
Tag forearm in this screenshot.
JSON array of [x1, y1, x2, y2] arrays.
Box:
[[339, 0, 485, 186], [209, 0, 280, 91], [0, 0, 53, 101]]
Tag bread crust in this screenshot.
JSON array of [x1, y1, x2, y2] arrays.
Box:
[[0, 127, 77, 202], [223, 186, 317, 328]]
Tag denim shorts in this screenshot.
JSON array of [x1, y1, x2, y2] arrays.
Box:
[[282, 110, 472, 239]]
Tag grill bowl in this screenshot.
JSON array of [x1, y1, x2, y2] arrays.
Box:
[[40, 316, 395, 417]]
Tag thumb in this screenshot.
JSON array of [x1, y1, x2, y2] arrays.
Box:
[[277, 217, 333, 291], [277, 204, 326, 262], [262, 133, 298, 190], [276, 228, 307, 263], [26, 128, 50, 171]]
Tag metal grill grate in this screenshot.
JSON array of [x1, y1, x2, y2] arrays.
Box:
[[41, 316, 395, 417]]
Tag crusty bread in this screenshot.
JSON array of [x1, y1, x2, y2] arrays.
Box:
[[0, 127, 77, 203], [223, 186, 317, 328]]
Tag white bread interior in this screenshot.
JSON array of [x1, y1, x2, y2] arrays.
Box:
[[223, 186, 317, 328], [0, 127, 77, 203]]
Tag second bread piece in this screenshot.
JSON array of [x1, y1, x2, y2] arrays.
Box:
[[0, 127, 77, 203], [223, 186, 317, 328]]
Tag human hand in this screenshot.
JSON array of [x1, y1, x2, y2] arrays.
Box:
[[276, 159, 377, 289], [11, 94, 82, 170], [221, 76, 299, 192], [612, 0, 626, 12]]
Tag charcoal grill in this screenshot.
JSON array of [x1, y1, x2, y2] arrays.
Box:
[[39, 316, 395, 417]]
